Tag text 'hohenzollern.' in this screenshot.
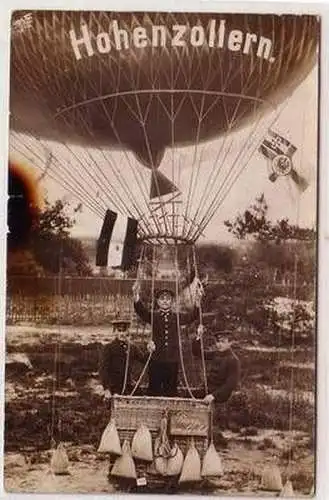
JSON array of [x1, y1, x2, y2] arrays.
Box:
[[69, 19, 276, 63]]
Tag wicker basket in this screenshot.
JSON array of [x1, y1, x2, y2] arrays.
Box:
[[111, 395, 211, 455]]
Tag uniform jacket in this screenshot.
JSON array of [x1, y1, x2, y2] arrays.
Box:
[[134, 300, 199, 363], [192, 339, 241, 403], [99, 337, 146, 393]]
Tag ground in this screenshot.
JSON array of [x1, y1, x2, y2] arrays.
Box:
[[4, 325, 315, 495]]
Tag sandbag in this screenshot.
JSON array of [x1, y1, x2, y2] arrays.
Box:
[[154, 456, 168, 476], [167, 443, 184, 476], [261, 465, 283, 491], [280, 480, 294, 497], [179, 439, 201, 483], [111, 440, 137, 479], [97, 418, 122, 455], [131, 424, 153, 462], [201, 442, 223, 477], [153, 414, 171, 476], [50, 442, 70, 475]]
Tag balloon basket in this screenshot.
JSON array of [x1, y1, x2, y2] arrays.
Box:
[[107, 395, 214, 491], [111, 395, 211, 456]]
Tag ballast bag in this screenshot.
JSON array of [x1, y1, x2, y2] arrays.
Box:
[[179, 439, 201, 483], [153, 436, 168, 475], [201, 442, 223, 477], [167, 443, 184, 476], [261, 465, 283, 491], [111, 440, 137, 479], [154, 456, 168, 476], [280, 480, 294, 497], [50, 442, 70, 475], [97, 418, 122, 455], [131, 424, 153, 462]]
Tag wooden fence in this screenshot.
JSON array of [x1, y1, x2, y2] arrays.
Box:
[[6, 276, 315, 325]]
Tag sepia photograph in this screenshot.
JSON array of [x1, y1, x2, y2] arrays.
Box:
[[5, 9, 319, 496]]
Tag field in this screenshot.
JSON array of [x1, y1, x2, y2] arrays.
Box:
[[4, 315, 315, 495]]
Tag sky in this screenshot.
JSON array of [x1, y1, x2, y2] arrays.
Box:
[[11, 64, 318, 245]]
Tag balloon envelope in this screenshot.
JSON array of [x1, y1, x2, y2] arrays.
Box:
[[10, 11, 318, 169]]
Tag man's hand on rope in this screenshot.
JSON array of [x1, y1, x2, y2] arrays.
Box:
[[147, 340, 156, 353], [194, 278, 204, 306], [132, 281, 141, 302], [196, 324, 205, 340], [103, 389, 112, 401], [203, 393, 215, 404]]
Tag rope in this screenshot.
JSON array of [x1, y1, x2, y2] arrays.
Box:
[[50, 240, 63, 448], [192, 246, 208, 395], [209, 406, 214, 444], [129, 244, 156, 395], [192, 99, 291, 242], [130, 353, 152, 396], [286, 103, 308, 478], [286, 169, 305, 479], [121, 245, 145, 395], [175, 245, 196, 400]]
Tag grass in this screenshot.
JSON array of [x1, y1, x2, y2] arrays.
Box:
[[4, 330, 315, 453]]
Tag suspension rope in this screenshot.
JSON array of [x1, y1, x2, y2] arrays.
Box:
[[192, 113, 267, 241], [10, 135, 109, 219], [184, 43, 262, 239], [121, 245, 145, 395], [192, 246, 208, 395], [48, 106, 138, 219], [182, 24, 275, 238], [192, 100, 291, 241], [182, 96, 206, 238], [186, 136, 234, 241], [209, 406, 214, 444], [175, 245, 196, 400], [10, 122, 127, 217], [83, 96, 153, 225], [11, 144, 106, 220], [286, 103, 307, 477], [130, 352, 152, 397], [10, 121, 153, 237], [50, 240, 63, 448], [286, 193, 301, 479], [129, 244, 156, 396]]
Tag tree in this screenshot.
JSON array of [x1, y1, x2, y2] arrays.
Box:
[[7, 249, 45, 276], [224, 194, 316, 243], [196, 243, 237, 274], [7, 199, 92, 276], [224, 194, 316, 286]]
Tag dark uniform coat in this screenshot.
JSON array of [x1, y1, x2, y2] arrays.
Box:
[[134, 300, 200, 396], [99, 337, 146, 394], [134, 300, 199, 362], [192, 339, 241, 403]]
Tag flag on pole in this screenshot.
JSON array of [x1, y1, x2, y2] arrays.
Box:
[[259, 129, 297, 160], [96, 210, 138, 270]]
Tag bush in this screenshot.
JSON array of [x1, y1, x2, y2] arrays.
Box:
[[214, 387, 314, 433]]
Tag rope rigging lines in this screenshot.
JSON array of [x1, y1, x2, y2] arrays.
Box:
[[10, 94, 284, 245]]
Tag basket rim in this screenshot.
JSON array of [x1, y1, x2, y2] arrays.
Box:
[[112, 395, 211, 406]]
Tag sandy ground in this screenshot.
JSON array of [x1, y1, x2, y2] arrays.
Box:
[[4, 432, 314, 495], [4, 325, 315, 495]]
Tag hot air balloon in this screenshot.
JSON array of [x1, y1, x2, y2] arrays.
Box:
[[10, 11, 318, 243]]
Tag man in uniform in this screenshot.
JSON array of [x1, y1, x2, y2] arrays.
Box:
[[192, 327, 241, 404], [99, 318, 147, 398], [132, 282, 203, 397]]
